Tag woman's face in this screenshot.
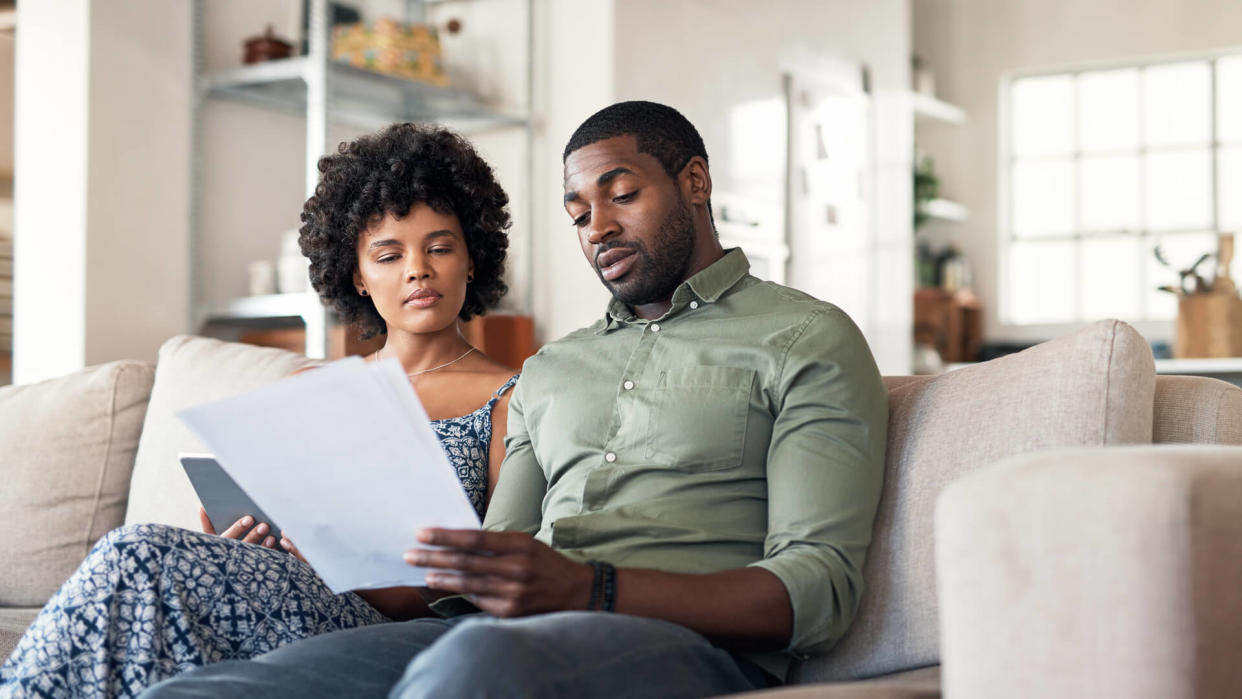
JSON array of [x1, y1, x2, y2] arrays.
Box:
[[354, 203, 473, 337]]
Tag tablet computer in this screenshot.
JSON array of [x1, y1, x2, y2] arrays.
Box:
[[179, 453, 284, 542]]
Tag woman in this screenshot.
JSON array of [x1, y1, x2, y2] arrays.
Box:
[[1, 123, 519, 698]]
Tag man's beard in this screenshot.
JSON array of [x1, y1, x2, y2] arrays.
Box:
[[596, 200, 696, 307]]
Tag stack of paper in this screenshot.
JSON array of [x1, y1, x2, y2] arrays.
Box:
[[178, 357, 481, 593]]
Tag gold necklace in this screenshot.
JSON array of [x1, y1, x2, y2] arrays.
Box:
[[378, 345, 477, 378]]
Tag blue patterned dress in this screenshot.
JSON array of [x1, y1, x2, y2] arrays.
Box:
[[0, 374, 519, 699]]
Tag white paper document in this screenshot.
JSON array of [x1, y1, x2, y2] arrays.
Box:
[[177, 357, 481, 593]]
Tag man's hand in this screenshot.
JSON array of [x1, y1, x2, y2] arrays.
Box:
[[405, 529, 594, 618]]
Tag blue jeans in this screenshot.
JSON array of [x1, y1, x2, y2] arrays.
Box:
[[139, 612, 773, 698]]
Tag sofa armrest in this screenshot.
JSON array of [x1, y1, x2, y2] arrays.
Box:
[[936, 446, 1242, 699]]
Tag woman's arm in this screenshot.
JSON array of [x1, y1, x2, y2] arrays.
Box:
[[353, 588, 433, 621]]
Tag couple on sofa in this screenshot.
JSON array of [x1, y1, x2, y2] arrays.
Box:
[[1, 101, 888, 698]]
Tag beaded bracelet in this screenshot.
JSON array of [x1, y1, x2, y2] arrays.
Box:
[[586, 560, 617, 612]]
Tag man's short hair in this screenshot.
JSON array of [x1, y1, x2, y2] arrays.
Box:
[[562, 101, 709, 178]]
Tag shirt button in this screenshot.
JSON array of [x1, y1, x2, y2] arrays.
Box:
[[650, 323, 661, 333], [689, 301, 700, 309], [623, 380, 635, 390], [605, 452, 617, 463]]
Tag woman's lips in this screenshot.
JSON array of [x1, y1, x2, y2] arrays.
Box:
[[597, 248, 637, 281], [404, 290, 442, 308]]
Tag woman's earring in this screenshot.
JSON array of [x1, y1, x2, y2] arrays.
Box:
[[467, 275, 474, 283], [359, 289, 368, 296]]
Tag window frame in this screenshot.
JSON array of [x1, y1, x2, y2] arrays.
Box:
[[997, 48, 1242, 340]]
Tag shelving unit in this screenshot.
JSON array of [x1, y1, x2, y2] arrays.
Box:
[[911, 92, 966, 126], [920, 197, 968, 223], [913, 90, 969, 224], [190, 0, 535, 358], [203, 57, 529, 134], [913, 89, 974, 363]]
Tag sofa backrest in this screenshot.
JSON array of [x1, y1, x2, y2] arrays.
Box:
[[124, 335, 317, 529], [1153, 375, 1242, 445], [791, 319, 1157, 683], [0, 360, 155, 606]]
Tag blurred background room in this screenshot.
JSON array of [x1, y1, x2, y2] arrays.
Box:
[[3, 0, 1241, 386]]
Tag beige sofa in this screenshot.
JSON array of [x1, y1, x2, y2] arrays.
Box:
[[2, 320, 1240, 698]]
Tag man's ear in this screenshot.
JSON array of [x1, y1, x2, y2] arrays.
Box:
[[680, 156, 712, 207]]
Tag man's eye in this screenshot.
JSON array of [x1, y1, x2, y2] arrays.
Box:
[[572, 213, 589, 227], [613, 191, 636, 203]]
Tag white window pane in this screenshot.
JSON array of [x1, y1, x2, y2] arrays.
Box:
[[1220, 147, 1242, 229], [1011, 75, 1074, 156], [1078, 69, 1140, 152], [1081, 236, 1141, 320], [1012, 159, 1075, 237], [1218, 55, 1242, 144], [1147, 232, 1217, 320], [1143, 62, 1211, 147], [1008, 240, 1076, 324], [1081, 155, 1141, 232], [1144, 150, 1212, 231]]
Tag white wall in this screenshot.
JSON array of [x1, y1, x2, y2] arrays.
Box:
[[85, 1, 192, 367], [13, 0, 191, 384], [610, 0, 913, 373], [13, 0, 90, 381], [913, 0, 1242, 343], [0, 34, 13, 174], [526, 0, 616, 343]]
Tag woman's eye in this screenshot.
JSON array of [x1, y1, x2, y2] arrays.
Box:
[[377, 255, 399, 264], [429, 247, 452, 255]]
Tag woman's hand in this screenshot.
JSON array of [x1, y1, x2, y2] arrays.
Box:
[[198, 507, 278, 549], [405, 529, 594, 618], [278, 534, 309, 564]]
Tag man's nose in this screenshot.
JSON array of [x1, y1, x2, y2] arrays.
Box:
[[585, 210, 620, 245]]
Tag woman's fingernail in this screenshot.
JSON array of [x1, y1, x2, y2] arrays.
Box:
[[256, 523, 269, 534], [241, 516, 254, 526], [280, 539, 291, 549]]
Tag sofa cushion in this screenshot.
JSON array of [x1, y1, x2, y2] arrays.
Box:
[[937, 446, 1242, 699], [791, 319, 1156, 683], [0, 608, 41, 662], [736, 665, 940, 698], [124, 335, 317, 530], [1153, 375, 1242, 445], [0, 361, 155, 607]]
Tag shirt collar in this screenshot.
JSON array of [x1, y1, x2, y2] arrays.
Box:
[[597, 248, 751, 333]]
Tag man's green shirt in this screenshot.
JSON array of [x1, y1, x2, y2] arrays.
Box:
[[484, 249, 888, 677]]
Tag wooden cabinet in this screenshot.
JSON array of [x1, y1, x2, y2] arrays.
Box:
[[914, 288, 982, 363], [239, 314, 536, 369]]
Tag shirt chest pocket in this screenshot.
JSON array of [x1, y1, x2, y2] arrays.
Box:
[[644, 366, 756, 471]]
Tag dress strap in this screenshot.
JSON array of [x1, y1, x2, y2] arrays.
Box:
[[486, 373, 521, 407]]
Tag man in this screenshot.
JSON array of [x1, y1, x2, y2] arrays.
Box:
[[145, 101, 887, 698]]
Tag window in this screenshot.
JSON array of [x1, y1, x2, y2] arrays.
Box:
[[1002, 54, 1242, 326]]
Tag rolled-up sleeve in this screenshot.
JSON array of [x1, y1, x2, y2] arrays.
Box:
[[748, 308, 888, 655], [482, 378, 547, 535]]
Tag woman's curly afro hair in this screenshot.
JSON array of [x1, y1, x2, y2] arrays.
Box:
[[298, 123, 511, 340]]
